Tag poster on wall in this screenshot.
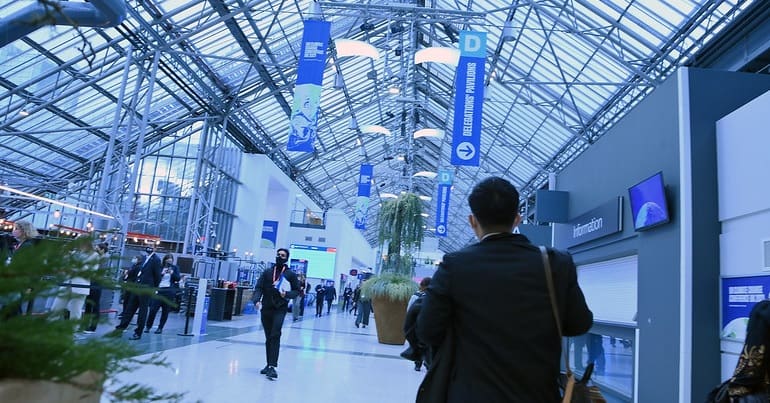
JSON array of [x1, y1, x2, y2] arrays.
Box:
[[261, 220, 278, 249], [721, 275, 770, 341]]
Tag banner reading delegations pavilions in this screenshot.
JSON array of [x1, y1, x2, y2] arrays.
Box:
[[287, 20, 331, 152], [450, 31, 486, 167]]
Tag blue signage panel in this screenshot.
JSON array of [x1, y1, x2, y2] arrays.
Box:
[[553, 197, 623, 249], [287, 20, 331, 152], [261, 220, 278, 249], [435, 184, 452, 237], [438, 169, 454, 186], [451, 31, 486, 167], [721, 275, 770, 341], [355, 164, 373, 230], [200, 296, 209, 335]]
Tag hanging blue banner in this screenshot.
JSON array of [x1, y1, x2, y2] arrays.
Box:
[[450, 31, 486, 167], [287, 20, 331, 152], [354, 164, 373, 229], [435, 184, 451, 237]]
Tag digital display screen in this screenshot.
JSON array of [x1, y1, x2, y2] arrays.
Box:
[[289, 244, 337, 279], [628, 171, 670, 231]]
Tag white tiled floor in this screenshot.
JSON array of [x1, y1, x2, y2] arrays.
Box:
[[104, 311, 424, 403]]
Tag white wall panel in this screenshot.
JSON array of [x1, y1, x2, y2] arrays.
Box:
[[578, 255, 638, 324]]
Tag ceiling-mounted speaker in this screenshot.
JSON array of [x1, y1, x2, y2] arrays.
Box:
[[360, 21, 375, 31], [307, 1, 322, 20], [334, 73, 344, 89], [502, 20, 516, 42]]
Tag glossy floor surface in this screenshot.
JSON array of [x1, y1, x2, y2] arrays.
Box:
[[92, 306, 628, 403], [99, 308, 424, 403]]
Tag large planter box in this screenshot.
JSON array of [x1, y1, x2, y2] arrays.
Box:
[[371, 296, 408, 345], [0, 371, 102, 403]]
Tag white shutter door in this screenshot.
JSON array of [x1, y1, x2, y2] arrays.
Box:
[[577, 255, 638, 324]]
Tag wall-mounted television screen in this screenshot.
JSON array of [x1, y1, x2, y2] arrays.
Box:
[[289, 244, 337, 279], [628, 171, 670, 231]]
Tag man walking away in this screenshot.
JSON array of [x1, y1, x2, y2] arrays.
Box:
[[417, 177, 593, 402]]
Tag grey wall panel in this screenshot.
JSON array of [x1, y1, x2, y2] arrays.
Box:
[[686, 68, 770, 399], [558, 74, 682, 402]]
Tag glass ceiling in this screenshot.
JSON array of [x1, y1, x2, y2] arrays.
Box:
[[0, 0, 757, 252]]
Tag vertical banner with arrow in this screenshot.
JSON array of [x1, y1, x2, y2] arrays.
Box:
[[354, 164, 373, 230], [435, 169, 453, 237], [450, 31, 486, 166], [287, 20, 331, 152]]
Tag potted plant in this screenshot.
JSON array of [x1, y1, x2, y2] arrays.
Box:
[[366, 193, 422, 345], [0, 237, 184, 402]]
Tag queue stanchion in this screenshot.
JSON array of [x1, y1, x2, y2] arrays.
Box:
[[178, 286, 195, 337]]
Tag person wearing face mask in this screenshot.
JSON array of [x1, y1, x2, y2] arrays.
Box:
[[110, 246, 162, 340], [144, 254, 181, 334], [251, 247, 300, 380]]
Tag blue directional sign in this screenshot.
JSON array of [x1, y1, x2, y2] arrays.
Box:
[[450, 31, 486, 167], [435, 183, 451, 237]]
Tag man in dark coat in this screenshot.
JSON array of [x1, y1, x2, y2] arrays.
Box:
[[314, 282, 325, 317], [323, 282, 337, 314], [113, 246, 162, 340], [252, 248, 300, 380], [417, 177, 593, 402]]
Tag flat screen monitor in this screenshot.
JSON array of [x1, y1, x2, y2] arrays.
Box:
[[288, 244, 337, 279], [628, 171, 670, 231]]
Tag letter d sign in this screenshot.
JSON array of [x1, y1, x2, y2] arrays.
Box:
[[459, 31, 487, 58]]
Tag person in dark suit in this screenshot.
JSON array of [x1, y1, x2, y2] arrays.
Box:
[[252, 248, 300, 380], [111, 246, 162, 340], [417, 176, 593, 402], [314, 282, 325, 317], [144, 253, 181, 334], [323, 282, 337, 314]]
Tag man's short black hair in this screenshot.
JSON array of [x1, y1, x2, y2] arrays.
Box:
[[467, 177, 520, 229], [277, 248, 290, 259]]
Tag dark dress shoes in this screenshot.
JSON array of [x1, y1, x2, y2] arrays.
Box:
[[154, 328, 163, 334], [265, 366, 278, 380], [129, 334, 141, 340]]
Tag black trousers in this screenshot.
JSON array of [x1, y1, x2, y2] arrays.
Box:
[[315, 297, 324, 316], [342, 297, 351, 312], [83, 286, 101, 331], [146, 288, 175, 330], [260, 308, 287, 367], [117, 293, 150, 335], [325, 299, 333, 314], [299, 296, 306, 316]]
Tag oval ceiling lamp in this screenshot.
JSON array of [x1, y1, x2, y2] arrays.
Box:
[[414, 47, 460, 67], [418, 195, 432, 201], [335, 39, 380, 60], [413, 128, 445, 139], [380, 192, 398, 199], [413, 171, 438, 179], [360, 124, 391, 136]]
